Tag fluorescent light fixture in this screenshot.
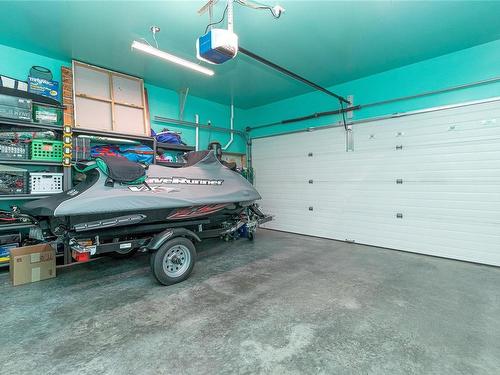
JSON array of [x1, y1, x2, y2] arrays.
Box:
[[131, 41, 214, 76]]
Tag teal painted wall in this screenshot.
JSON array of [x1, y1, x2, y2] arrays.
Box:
[[0, 44, 66, 83], [241, 38, 500, 138], [0, 43, 244, 153], [146, 84, 245, 153]]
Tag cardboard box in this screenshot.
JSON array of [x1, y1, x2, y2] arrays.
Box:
[[27, 76, 60, 101], [10, 243, 56, 286]]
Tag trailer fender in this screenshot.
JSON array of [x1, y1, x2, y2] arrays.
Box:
[[148, 228, 201, 251]]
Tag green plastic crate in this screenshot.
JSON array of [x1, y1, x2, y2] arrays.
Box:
[[32, 104, 63, 126], [31, 139, 63, 161]]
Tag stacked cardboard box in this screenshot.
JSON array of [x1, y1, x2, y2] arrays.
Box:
[[10, 243, 56, 286]]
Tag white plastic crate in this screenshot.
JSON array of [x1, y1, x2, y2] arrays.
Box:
[[29, 172, 64, 194]]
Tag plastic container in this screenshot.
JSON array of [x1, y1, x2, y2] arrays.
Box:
[[0, 142, 29, 160], [72, 137, 91, 161], [0, 164, 29, 194], [29, 172, 63, 194], [32, 103, 63, 125], [30, 139, 63, 161], [0, 94, 32, 121]]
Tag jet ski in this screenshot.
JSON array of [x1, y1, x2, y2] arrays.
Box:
[[6, 151, 271, 285]]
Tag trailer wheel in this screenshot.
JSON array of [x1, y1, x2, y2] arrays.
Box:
[[150, 237, 196, 285]]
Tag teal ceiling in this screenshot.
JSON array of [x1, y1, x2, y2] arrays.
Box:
[[1, 1, 500, 108]]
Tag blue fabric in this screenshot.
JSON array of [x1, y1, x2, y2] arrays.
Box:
[[152, 128, 184, 144], [157, 132, 182, 144], [91, 144, 154, 164], [118, 145, 154, 164]]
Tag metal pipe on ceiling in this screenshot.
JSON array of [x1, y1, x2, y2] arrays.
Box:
[[154, 115, 247, 138], [250, 96, 500, 141], [246, 75, 500, 132], [238, 47, 351, 105], [245, 105, 361, 132]]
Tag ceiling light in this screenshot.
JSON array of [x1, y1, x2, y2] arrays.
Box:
[[131, 41, 215, 76]]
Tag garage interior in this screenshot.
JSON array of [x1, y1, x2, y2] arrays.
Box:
[[1, 1, 499, 374]]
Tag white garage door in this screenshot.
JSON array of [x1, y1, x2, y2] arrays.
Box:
[[252, 98, 500, 266]]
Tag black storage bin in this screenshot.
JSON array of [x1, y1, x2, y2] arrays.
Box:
[[72, 137, 91, 162], [0, 141, 29, 160], [0, 94, 32, 122], [0, 165, 29, 194]]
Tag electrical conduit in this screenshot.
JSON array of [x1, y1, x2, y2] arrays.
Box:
[[222, 103, 234, 150]]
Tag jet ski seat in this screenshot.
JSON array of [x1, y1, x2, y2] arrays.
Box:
[[99, 156, 146, 185], [75, 155, 146, 187]]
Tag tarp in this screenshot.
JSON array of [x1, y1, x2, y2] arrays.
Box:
[[22, 151, 260, 217]]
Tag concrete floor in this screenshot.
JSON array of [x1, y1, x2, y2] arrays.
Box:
[[1, 230, 499, 375]]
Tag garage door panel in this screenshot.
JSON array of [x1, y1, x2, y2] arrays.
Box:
[[355, 124, 500, 149], [262, 213, 350, 240], [297, 182, 500, 197], [255, 174, 309, 183], [253, 98, 500, 266], [343, 220, 499, 247], [308, 202, 500, 226], [311, 199, 500, 219], [271, 186, 500, 219], [306, 149, 500, 179], [309, 148, 500, 170], [264, 212, 500, 261], [303, 192, 500, 211], [354, 236, 499, 266], [262, 202, 500, 248], [355, 120, 500, 143], [305, 169, 500, 181], [324, 213, 499, 238], [356, 100, 500, 131]]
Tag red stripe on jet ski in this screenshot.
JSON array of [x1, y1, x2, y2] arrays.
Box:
[[167, 204, 228, 220]]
